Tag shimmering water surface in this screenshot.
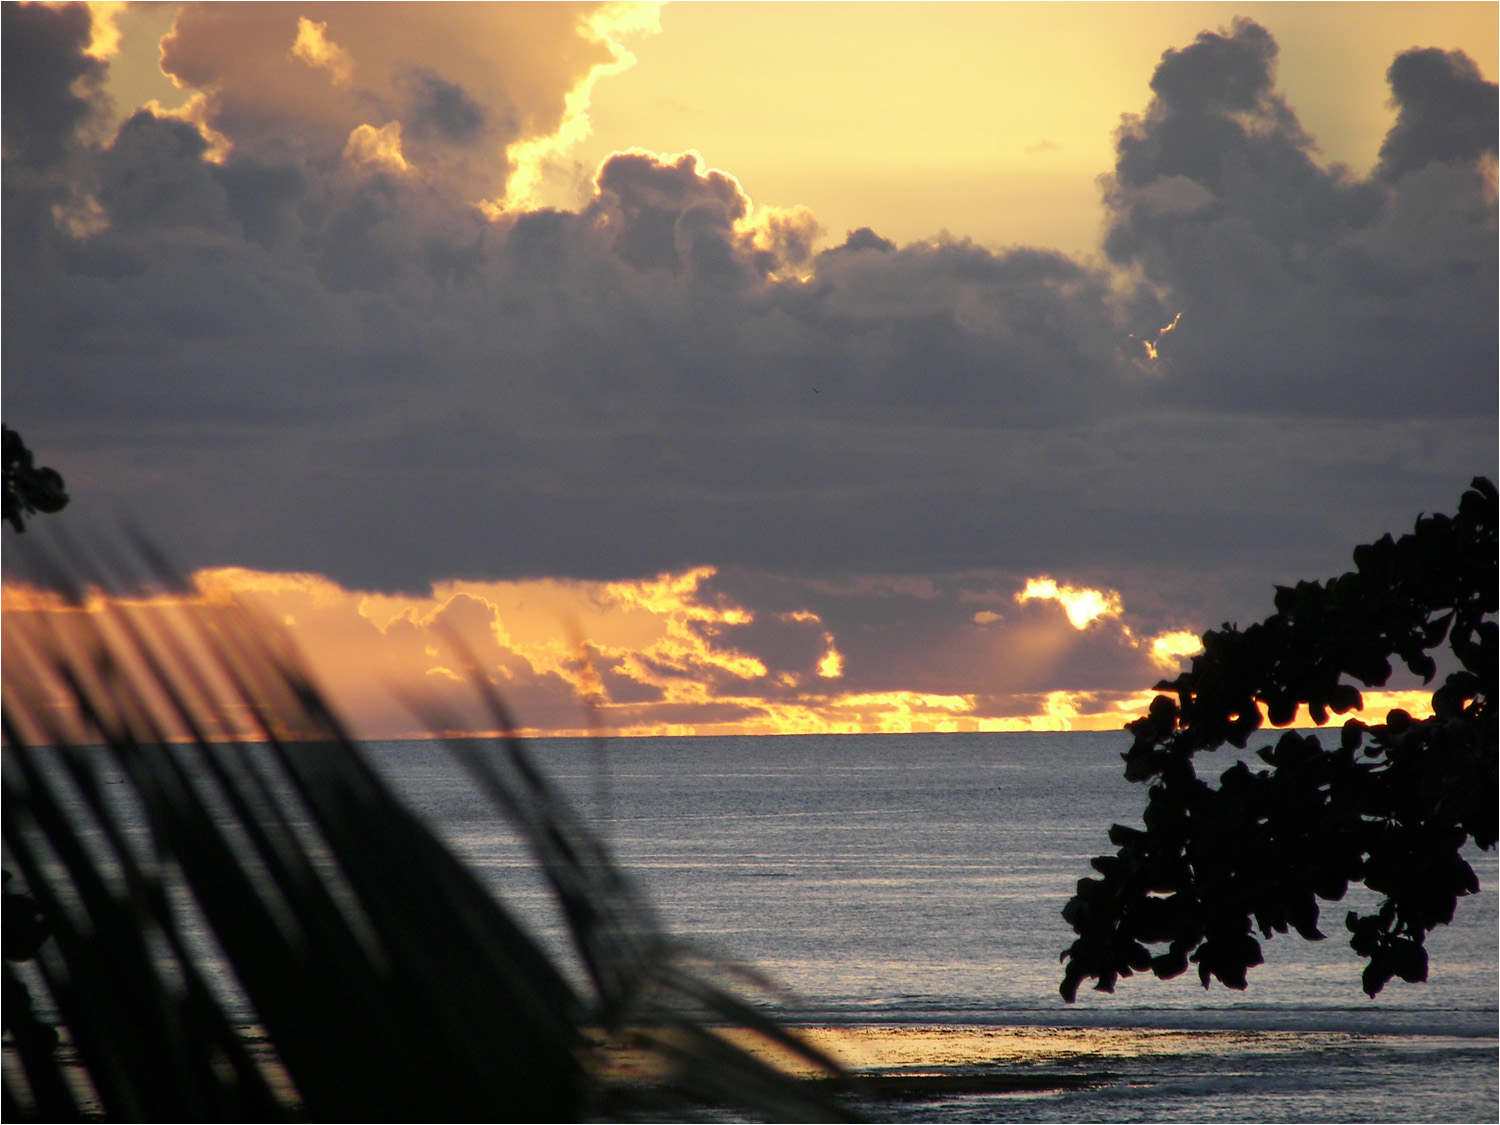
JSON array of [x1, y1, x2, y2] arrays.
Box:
[[366, 731, 1499, 1123]]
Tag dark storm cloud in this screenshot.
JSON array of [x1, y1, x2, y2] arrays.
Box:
[[0, 1, 105, 169], [97, 112, 229, 233], [592, 150, 749, 275], [1103, 19, 1496, 418], [2, 13, 1493, 622], [1378, 48, 1499, 180], [215, 159, 307, 250], [833, 228, 897, 254]]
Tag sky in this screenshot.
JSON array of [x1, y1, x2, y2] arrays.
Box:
[[2, 1, 1495, 740]]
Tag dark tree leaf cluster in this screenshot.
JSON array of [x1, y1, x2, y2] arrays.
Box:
[[2, 425, 68, 533], [1061, 478, 1496, 1002]]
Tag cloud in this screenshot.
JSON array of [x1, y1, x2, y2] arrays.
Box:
[[1378, 47, 1498, 180], [1, 9, 1492, 653], [1148, 629, 1203, 670], [497, 2, 664, 213], [1015, 577, 1123, 630], [591, 148, 750, 273], [0, 563, 1239, 737], [145, 2, 657, 208], [1, 1, 108, 168], [1102, 18, 1496, 418], [290, 17, 352, 87]]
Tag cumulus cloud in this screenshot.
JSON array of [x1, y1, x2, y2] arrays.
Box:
[[1102, 18, 1497, 417], [1377, 47, 1498, 180], [1, 1, 108, 167], [2, 5, 1493, 658], [154, 3, 617, 194]]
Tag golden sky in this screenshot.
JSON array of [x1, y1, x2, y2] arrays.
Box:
[[100, 2, 1498, 256], [0, 565, 1439, 742], [566, 3, 1498, 254]]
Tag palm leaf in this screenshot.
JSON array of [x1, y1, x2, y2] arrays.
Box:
[[2, 537, 853, 1121]]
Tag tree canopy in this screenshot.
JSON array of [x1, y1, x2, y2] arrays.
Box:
[[1061, 477, 1496, 1001]]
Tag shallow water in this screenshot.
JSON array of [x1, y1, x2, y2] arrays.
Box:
[[13, 731, 1491, 1120], [369, 730, 1498, 1122]]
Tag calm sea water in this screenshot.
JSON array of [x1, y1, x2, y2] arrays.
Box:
[[367, 730, 1498, 1123]]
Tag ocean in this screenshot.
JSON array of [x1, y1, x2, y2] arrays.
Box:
[[367, 730, 1498, 1123]]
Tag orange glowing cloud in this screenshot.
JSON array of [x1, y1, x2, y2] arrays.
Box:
[[1130, 311, 1182, 363], [1, 578, 323, 746], [495, 1, 664, 214], [816, 641, 845, 680], [0, 568, 1061, 738], [67, 0, 127, 59], [343, 121, 408, 173], [1014, 578, 1206, 681], [173, 565, 784, 737], [143, 2, 648, 202], [1148, 629, 1204, 670], [0, 567, 1436, 742], [1016, 577, 1123, 629], [291, 16, 353, 86], [775, 610, 844, 680]]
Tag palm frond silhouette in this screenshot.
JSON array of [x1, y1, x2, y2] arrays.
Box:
[[2, 536, 852, 1121]]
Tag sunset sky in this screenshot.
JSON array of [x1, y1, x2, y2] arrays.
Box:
[[3, 1, 1495, 739]]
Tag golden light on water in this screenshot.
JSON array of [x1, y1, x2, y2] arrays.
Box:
[[717, 1024, 1379, 1079]]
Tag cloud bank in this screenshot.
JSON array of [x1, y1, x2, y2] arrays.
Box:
[[3, 6, 1494, 733]]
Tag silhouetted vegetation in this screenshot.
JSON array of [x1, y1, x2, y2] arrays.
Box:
[[1, 539, 853, 1121], [2, 426, 68, 534], [1062, 478, 1496, 1001]]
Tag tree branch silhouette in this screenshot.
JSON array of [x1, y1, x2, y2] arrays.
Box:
[[1061, 477, 1496, 1001], [2, 425, 68, 533]]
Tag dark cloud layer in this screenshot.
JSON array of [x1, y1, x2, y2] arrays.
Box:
[[3, 7, 1494, 632], [1, 1, 105, 167], [1379, 47, 1499, 180], [1104, 18, 1496, 418]]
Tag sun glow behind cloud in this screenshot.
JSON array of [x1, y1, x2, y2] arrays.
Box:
[[1149, 629, 1204, 670], [569, 3, 1497, 255], [492, 1, 663, 215], [1016, 577, 1123, 630], [0, 567, 1436, 741], [71, 0, 126, 59]]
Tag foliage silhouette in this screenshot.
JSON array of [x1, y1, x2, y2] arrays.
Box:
[[2, 426, 68, 534], [1, 536, 854, 1121], [1061, 478, 1496, 1002]]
